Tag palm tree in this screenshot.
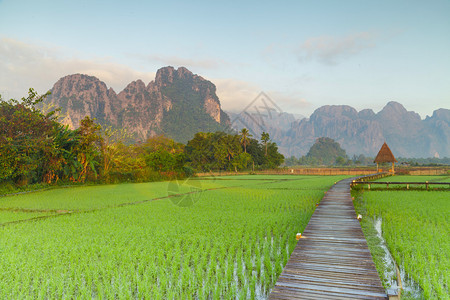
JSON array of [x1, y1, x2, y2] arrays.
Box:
[[240, 128, 252, 153], [261, 131, 270, 156]]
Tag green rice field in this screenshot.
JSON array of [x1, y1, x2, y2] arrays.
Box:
[[0, 175, 348, 299], [355, 176, 449, 299]]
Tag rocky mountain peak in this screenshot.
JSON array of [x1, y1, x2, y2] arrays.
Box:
[[43, 66, 230, 143], [378, 101, 421, 121], [118, 80, 147, 102], [51, 74, 109, 98], [154, 66, 175, 86], [176, 66, 194, 79], [358, 109, 376, 119], [47, 74, 118, 129], [151, 66, 224, 125], [383, 101, 406, 112], [311, 105, 358, 122], [154, 66, 196, 87], [426, 108, 450, 122]]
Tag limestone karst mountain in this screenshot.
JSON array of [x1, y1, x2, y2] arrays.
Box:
[[229, 102, 449, 158], [44, 66, 230, 143]]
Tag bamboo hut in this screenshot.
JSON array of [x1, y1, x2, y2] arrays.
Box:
[[374, 142, 397, 173]]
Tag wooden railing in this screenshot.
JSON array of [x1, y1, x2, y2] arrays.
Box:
[[351, 181, 450, 190], [352, 172, 391, 182]]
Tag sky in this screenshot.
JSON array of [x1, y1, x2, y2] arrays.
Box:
[[1, 0, 449, 118]]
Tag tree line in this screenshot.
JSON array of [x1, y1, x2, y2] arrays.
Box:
[[185, 129, 283, 172], [284, 137, 450, 167], [0, 89, 284, 188], [284, 137, 373, 167]]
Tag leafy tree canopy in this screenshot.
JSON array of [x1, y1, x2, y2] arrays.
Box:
[[185, 131, 284, 172], [306, 137, 348, 165]]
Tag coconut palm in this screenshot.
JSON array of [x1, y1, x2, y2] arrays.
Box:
[[239, 128, 252, 153], [261, 131, 270, 156]]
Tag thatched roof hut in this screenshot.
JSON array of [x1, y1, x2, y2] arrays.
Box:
[[374, 142, 397, 163], [374, 142, 397, 173]]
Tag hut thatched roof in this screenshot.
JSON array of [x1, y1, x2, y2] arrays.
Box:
[[374, 142, 397, 163]]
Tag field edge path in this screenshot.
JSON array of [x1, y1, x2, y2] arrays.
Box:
[[269, 178, 387, 299]]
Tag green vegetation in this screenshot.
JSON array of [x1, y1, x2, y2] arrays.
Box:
[[185, 131, 284, 172], [0, 175, 341, 298], [306, 137, 347, 165], [354, 187, 449, 299], [1, 90, 284, 190], [396, 157, 450, 166], [240, 128, 252, 153], [284, 137, 352, 166], [0, 210, 55, 224]]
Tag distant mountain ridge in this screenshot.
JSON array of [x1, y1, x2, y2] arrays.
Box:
[[44, 66, 230, 143], [231, 102, 449, 158]]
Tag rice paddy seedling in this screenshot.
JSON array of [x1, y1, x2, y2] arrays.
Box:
[[355, 189, 449, 299], [0, 175, 345, 298]]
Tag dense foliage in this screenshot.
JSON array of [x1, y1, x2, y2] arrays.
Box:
[[305, 137, 347, 165], [0, 175, 345, 298], [284, 137, 351, 166], [0, 90, 187, 186], [396, 157, 450, 166], [0, 90, 284, 189], [0, 89, 60, 184], [185, 131, 284, 172]]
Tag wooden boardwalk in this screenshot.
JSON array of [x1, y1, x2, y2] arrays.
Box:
[[270, 178, 387, 299]]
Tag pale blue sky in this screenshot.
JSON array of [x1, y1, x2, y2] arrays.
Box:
[[1, 0, 449, 117]]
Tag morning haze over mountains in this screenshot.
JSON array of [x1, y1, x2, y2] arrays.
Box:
[[43, 66, 450, 159]]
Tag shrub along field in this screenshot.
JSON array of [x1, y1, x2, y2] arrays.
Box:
[[0, 175, 348, 299], [355, 182, 449, 299]]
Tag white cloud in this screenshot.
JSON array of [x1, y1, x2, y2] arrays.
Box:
[[214, 78, 312, 116], [213, 78, 261, 113], [0, 37, 155, 99], [297, 32, 377, 65], [266, 90, 312, 112]]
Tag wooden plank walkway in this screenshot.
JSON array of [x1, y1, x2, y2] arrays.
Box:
[[270, 178, 388, 299]]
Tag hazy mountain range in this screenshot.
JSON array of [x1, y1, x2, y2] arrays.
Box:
[[42, 66, 449, 158]]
